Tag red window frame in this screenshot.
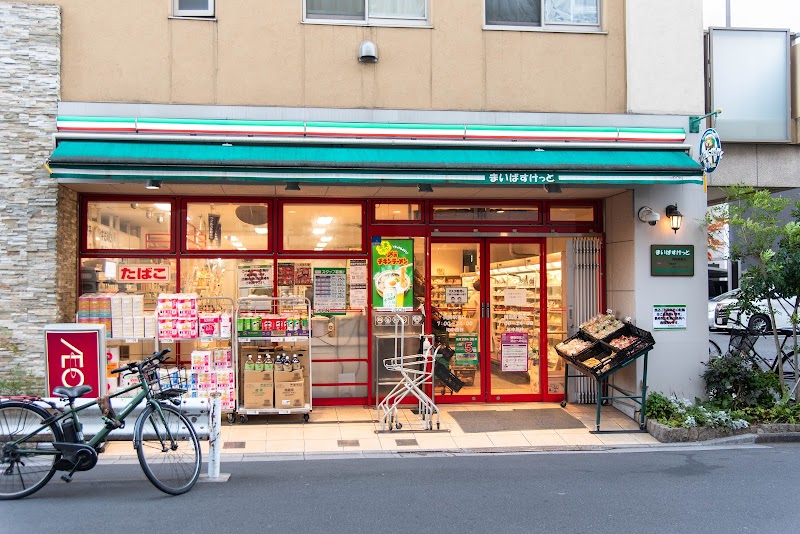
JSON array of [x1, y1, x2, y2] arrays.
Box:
[[370, 199, 426, 224], [277, 199, 367, 254]]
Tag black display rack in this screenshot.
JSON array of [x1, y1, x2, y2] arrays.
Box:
[[556, 322, 655, 433]]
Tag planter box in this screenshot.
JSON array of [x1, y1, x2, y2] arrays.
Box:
[[647, 420, 800, 443]]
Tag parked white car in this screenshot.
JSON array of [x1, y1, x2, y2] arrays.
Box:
[[711, 289, 797, 332]]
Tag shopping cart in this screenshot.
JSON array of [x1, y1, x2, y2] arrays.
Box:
[[378, 334, 440, 431]]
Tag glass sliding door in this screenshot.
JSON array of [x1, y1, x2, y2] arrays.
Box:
[[487, 241, 543, 400]]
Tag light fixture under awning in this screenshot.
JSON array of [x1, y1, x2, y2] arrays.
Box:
[[47, 140, 704, 186]]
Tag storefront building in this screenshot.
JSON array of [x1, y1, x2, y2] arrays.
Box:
[[1, 1, 710, 414]]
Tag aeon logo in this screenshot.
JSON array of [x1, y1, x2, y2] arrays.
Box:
[[60, 338, 85, 387]]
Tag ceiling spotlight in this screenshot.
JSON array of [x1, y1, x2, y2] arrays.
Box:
[[418, 184, 433, 193], [254, 227, 269, 235], [544, 183, 561, 194], [156, 214, 164, 224], [145, 179, 162, 190], [285, 182, 301, 191], [145, 209, 154, 219]]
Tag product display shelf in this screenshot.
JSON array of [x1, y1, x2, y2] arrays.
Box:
[[558, 320, 655, 433], [234, 296, 312, 423]]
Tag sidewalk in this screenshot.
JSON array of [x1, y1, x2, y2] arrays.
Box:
[[99, 403, 662, 461]]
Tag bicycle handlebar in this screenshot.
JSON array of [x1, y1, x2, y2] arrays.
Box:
[[110, 348, 171, 375]]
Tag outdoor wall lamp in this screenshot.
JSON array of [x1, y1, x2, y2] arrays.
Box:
[[666, 204, 682, 233], [145, 179, 162, 190]]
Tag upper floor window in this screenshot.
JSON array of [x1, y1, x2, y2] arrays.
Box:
[[305, 0, 429, 26], [485, 0, 599, 30], [173, 0, 215, 18]]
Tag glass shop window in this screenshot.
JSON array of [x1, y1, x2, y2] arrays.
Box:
[[549, 206, 595, 223], [85, 201, 172, 251], [185, 202, 270, 252], [373, 203, 422, 222], [282, 203, 364, 252]]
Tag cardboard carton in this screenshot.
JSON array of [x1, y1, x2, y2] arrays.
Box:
[[275, 379, 305, 408], [274, 368, 304, 382], [244, 369, 274, 383], [243, 382, 274, 409]]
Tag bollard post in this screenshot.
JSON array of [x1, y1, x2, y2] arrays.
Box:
[[208, 391, 222, 479]]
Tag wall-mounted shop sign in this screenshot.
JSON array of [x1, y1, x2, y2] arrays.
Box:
[[653, 304, 687, 330], [238, 264, 274, 288], [313, 267, 347, 314], [44, 323, 107, 397], [117, 264, 170, 283], [372, 238, 414, 310], [699, 128, 723, 173], [651, 245, 694, 276], [487, 172, 557, 184]]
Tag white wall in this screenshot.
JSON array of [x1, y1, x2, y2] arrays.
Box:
[[625, 0, 705, 115], [631, 184, 709, 400]]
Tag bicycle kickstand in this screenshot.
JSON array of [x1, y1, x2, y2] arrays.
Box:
[[61, 457, 86, 483]]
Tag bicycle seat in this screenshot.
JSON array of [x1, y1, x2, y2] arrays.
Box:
[[53, 385, 93, 399]]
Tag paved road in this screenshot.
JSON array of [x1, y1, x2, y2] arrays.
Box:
[[3, 444, 800, 533]]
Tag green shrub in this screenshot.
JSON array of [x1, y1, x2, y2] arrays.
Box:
[[702, 353, 781, 410], [645, 392, 749, 430]]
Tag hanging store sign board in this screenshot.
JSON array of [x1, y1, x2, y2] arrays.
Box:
[[503, 288, 527, 307], [238, 264, 274, 288], [653, 304, 687, 330], [455, 333, 479, 366], [44, 323, 107, 397], [371, 238, 414, 310], [699, 128, 723, 173], [501, 333, 528, 372], [313, 267, 347, 314], [651, 245, 694, 276], [116, 264, 170, 283], [445, 287, 468, 304]]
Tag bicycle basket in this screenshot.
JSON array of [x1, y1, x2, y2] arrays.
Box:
[[728, 328, 758, 356], [146, 366, 188, 399]]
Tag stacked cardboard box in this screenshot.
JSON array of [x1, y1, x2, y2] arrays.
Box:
[[242, 365, 274, 409], [273, 347, 309, 409]]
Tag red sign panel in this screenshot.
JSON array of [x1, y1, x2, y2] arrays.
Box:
[[44, 329, 104, 398]]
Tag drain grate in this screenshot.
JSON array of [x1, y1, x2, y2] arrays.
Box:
[[395, 439, 418, 447], [337, 440, 360, 447], [223, 441, 245, 449]]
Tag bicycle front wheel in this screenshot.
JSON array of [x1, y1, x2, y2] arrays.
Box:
[[134, 403, 201, 495], [0, 401, 62, 500]]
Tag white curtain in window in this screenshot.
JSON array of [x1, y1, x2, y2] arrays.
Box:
[[306, 0, 365, 19], [485, 0, 541, 26], [544, 0, 599, 24], [369, 0, 426, 18]]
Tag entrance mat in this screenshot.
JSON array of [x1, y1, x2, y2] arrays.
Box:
[[449, 409, 585, 433]]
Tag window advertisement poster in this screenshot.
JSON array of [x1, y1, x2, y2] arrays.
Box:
[[294, 262, 312, 285], [371, 238, 414, 310], [277, 263, 295, 286], [348, 259, 368, 309], [44, 323, 107, 397], [501, 332, 528, 372], [314, 267, 347, 314], [455, 333, 479, 366], [652, 304, 687, 330], [503, 288, 527, 307], [446, 286, 468, 304], [239, 263, 274, 288]]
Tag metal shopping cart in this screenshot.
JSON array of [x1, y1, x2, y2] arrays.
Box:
[[378, 333, 440, 431]]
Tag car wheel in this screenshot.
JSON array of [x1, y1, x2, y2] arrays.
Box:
[[748, 314, 771, 333]]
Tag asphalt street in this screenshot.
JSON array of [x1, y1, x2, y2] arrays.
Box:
[[2, 444, 800, 534]]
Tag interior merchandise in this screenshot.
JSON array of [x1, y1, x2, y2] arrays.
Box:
[[556, 338, 594, 357], [580, 314, 624, 339], [157, 293, 199, 340]]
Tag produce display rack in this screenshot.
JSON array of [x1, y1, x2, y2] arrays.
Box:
[[557, 321, 655, 433]]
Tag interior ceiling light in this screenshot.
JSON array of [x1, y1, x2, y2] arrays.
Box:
[[145, 179, 162, 190], [312, 227, 326, 235], [316, 242, 327, 248], [153, 203, 171, 211], [317, 217, 333, 225], [254, 227, 269, 235], [321, 236, 333, 242]]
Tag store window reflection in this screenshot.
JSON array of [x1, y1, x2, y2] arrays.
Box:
[[86, 201, 172, 251], [185, 202, 270, 251], [374, 203, 421, 221], [282, 203, 364, 251]]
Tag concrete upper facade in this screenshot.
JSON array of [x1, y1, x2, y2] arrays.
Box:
[[15, 0, 703, 118]]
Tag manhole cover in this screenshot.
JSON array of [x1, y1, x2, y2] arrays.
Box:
[[338, 440, 360, 447], [223, 442, 245, 449], [396, 439, 418, 446]]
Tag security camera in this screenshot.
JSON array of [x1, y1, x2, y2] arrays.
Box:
[[638, 207, 661, 226]]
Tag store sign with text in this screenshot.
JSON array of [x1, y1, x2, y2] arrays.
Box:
[[372, 238, 414, 310], [652, 304, 687, 330], [117, 264, 170, 283], [44, 324, 107, 397], [651, 245, 694, 276], [313, 267, 347, 314]]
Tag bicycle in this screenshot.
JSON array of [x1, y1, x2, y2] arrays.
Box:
[[0, 348, 201, 500], [708, 339, 722, 360]]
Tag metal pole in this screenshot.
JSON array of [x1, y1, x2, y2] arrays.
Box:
[[208, 391, 222, 479]]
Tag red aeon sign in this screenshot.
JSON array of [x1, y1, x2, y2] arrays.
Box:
[[45, 330, 103, 398]]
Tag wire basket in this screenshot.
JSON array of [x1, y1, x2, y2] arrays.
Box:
[[555, 331, 598, 361], [727, 327, 759, 357], [598, 323, 656, 368], [145, 366, 188, 399]]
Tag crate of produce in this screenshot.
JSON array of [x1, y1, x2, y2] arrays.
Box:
[[555, 331, 598, 362], [569, 343, 615, 377], [599, 322, 655, 366], [580, 314, 626, 341]]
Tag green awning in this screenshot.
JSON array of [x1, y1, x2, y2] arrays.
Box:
[[48, 140, 704, 186]]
